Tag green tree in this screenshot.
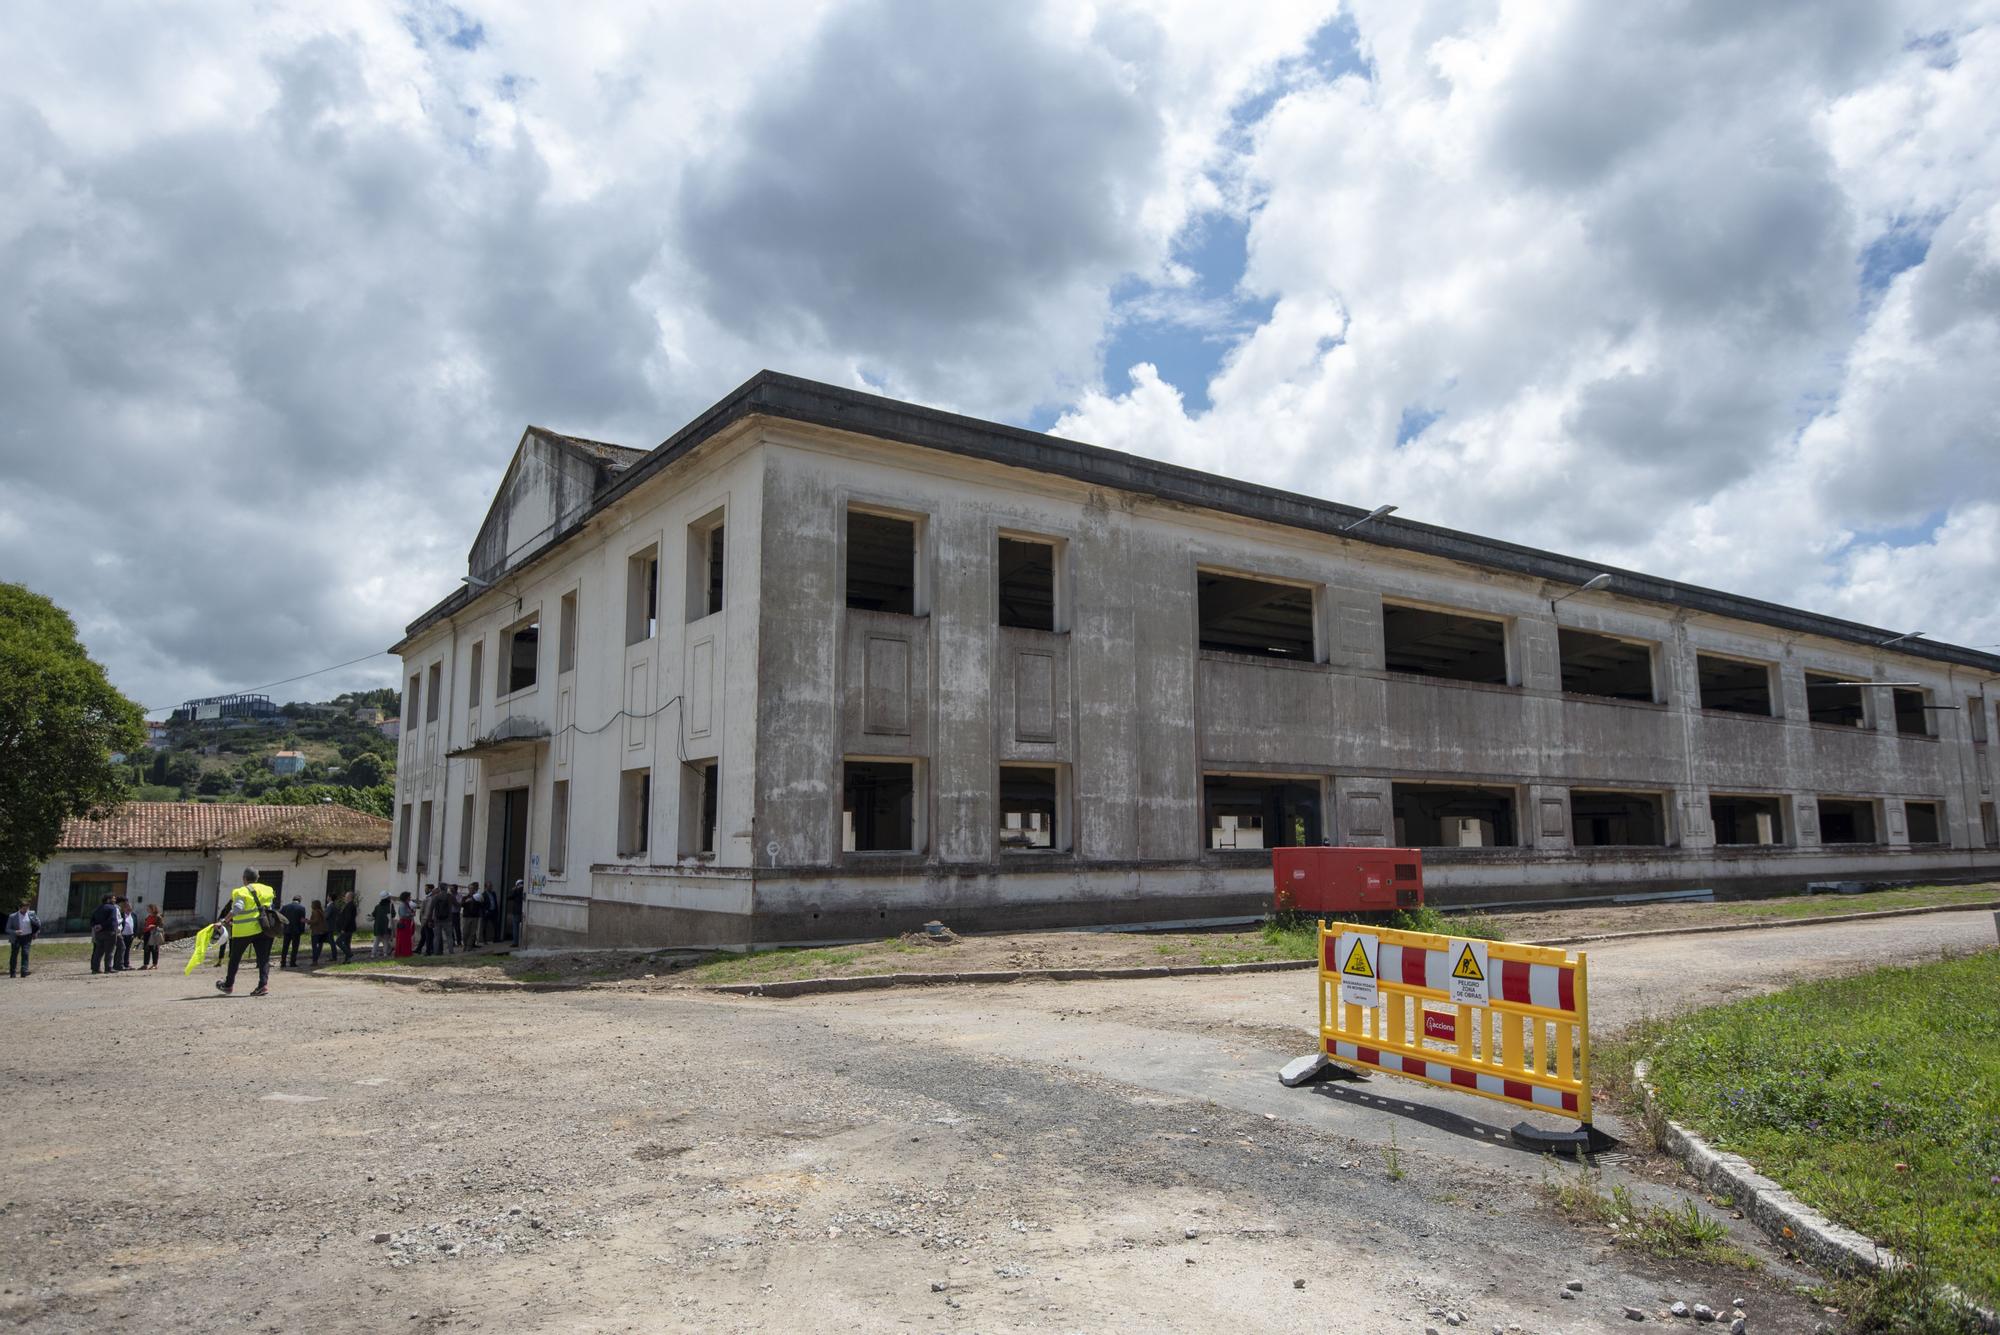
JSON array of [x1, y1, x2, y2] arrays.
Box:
[[344, 752, 384, 787], [0, 584, 146, 907]]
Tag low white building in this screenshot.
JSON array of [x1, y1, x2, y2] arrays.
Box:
[[36, 802, 393, 933]]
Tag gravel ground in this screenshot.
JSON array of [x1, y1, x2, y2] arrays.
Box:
[[1, 948, 1855, 1332]]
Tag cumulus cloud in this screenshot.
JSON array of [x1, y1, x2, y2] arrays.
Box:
[[1061, 1, 2000, 651]]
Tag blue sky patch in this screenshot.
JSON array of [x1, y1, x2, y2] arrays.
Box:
[[1395, 405, 1444, 445], [1859, 215, 1938, 298]]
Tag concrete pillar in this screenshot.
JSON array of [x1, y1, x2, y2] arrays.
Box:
[[1527, 783, 1571, 851], [1334, 775, 1392, 847], [1791, 793, 1822, 848], [1676, 787, 1715, 851], [1883, 797, 1910, 849], [929, 500, 996, 864]]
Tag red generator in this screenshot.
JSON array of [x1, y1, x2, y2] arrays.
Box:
[[1272, 847, 1424, 915]]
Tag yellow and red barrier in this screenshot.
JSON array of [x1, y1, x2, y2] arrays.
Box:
[[1283, 920, 1607, 1152]]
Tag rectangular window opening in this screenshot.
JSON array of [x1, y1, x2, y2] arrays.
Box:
[[558, 591, 578, 674], [1391, 783, 1518, 847], [406, 673, 421, 727], [1203, 774, 1323, 850], [467, 641, 484, 708], [1905, 800, 1943, 845], [1557, 629, 1655, 701], [842, 759, 917, 852], [686, 512, 726, 621], [1570, 790, 1667, 847], [1970, 697, 1989, 744], [397, 803, 412, 870], [1197, 571, 1316, 662], [549, 780, 569, 876], [618, 768, 652, 858], [325, 869, 355, 901], [1805, 673, 1867, 728], [999, 764, 1064, 851], [998, 537, 1058, 632], [626, 546, 660, 644], [1817, 797, 1878, 844], [503, 617, 540, 695], [162, 869, 199, 913], [1382, 604, 1509, 685], [1710, 794, 1785, 846], [416, 799, 434, 872], [1980, 801, 1997, 848], [425, 662, 442, 722], [846, 510, 919, 615], [458, 793, 475, 872], [679, 760, 719, 856], [1892, 688, 1931, 737], [1696, 654, 1772, 716]]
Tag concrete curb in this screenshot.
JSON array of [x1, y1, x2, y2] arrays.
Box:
[[314, 899, 1995, 998], [1632, 1059, 1999, 1333], [704, 958, 1315, 997], [1526, 899, 2000, 947]]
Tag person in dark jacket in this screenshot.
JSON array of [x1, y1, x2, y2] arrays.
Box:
[[278, 895, 308, 968], [332, 890, 358, 963], [89, 895, 118, 974], [370, 893, 394, 958]]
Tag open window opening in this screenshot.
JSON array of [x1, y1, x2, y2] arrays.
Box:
[[1570, 790, 1666, 847], [503, 617, 540, 695], [416, 799, 434, 872], [1892, 689, 1931, 737], [425, 662, 442, 722], [1980, 801, 1998, 848], [548, 780, 569, 876], [558, 591, 578, 673], [406, 673, 421, 727], [468, 641, 484, 708], [843, 759, 917, 852], [1696, 654, 1772, 715], [1381, 604, 1509, 685], [1904, 800, 1943, 844], [998, 537, 1058, 632], [1203, 775, 1323, 850], [162, 870, 199, 913], [458, 793, 475, 871], [1197, 571, 1316, 661], [1557, 629, 1655, 701], [687, 510, 725, 621], [1710, 794, 1785, 846], [1805, 673, 1866, 727], [847, 510, 919, 615], [999, 764, 1064, 851], [1391, 783, 1518, 847], [397, 803, 412, 870], [1970, 697, 1989, 744], [1817, 797, 1878, 844], [680, 760, 720, 856], [618, 767, 652, 858], [626, 545, 660, 644]]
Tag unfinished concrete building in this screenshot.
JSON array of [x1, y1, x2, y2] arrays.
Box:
[[387, 373, 2000, 947]]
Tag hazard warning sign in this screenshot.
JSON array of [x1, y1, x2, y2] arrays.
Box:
[[1448, 939, 1490, 1005], [1336, 931, 1379, 1008]]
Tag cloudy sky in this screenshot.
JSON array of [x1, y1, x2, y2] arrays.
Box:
[[3, 0, 1997, 712]]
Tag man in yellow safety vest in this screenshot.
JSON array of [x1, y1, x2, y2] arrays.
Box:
[[216, 868, 277, 997]]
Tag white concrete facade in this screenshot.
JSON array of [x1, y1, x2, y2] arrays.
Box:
[[390, 374, 2000, 949]]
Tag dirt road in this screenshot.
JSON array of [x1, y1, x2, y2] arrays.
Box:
[[4, 912, 1987, 1332]]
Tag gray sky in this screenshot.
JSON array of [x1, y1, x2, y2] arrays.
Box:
[[3, 0, 1996, 713]]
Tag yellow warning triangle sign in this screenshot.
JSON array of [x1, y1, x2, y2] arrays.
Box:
[[1342, 939, 1375, 978], [1451, 944, 1485, 982]]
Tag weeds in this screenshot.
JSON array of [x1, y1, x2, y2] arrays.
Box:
[[1545, 1169, 1758, 1269], [1383, 1126, 1404, 1182]]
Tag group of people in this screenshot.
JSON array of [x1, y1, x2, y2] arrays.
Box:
[[84, 894, 165, 974], [369, 880, 521, 958]]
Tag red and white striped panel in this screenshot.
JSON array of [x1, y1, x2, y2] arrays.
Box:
[[1356, 942, 1578, 1014], [1327, 1039, 1580, 1113]]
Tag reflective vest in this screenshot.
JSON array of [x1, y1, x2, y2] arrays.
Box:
[[226, 882, 275, 939]]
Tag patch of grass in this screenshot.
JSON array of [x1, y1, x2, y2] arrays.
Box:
[[1716, 883, 1997, 921], [1383, 1126, 1404, 1182], [1634, 952, 2000, 1308], [677, 946, 869, 986], [18, 939, 93, 962], [1547, 1170, 1758, 1269]]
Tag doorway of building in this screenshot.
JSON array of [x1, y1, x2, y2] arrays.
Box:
[[486, 787, 530, 940], [66, 873, 127, 933]]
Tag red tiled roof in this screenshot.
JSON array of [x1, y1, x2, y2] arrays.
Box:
[[59, 802, 391, 853]]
